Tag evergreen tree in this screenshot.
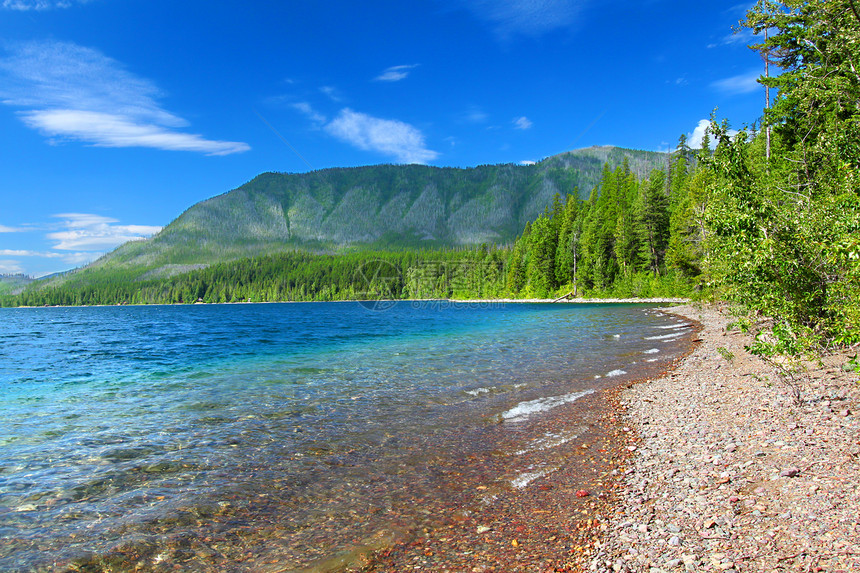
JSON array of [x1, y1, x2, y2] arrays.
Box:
[[638, 170, 670, 274]]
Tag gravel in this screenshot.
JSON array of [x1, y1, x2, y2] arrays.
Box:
[[590, 304, 860, 573]]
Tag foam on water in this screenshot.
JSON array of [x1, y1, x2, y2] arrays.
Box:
[[606, 369, 627, 377], [644, 333, 683, 341], [465, 387, 493, 396], [502, 388, 595, 423], [643, 348, 660, 354], [513, 429, 583, 455], [511, 467, 552, 489], [655, 323, 690, 330]]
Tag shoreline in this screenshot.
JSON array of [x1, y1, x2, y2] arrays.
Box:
[[2, 297, 691, 310], [358, 308, 701, 572], [591, 304, 860, 572]]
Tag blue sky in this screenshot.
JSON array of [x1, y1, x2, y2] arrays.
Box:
[[0, 0, 766, 277]]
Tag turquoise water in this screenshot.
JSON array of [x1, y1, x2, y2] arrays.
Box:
[[0, 301, 693, 571]]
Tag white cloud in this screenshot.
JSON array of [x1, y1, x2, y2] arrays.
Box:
[[48, 213, 162, 251], [688, 119, 739, 149], [0, 249, 62, 257], [324, 108, 438, 164], [319, 86, 343, 102], [724, 29, 756, 47], [519, 160, 536, 165], [0, 40, 249, 154], [22, 109, 249, 155], [375, 64, 419, 82], [1, 0, 91, 9], [0, 260, 24, 274], [712, 70, 762, 95], [0, 224, 21, 232], [291, 102, 327, 125], [513, 116, 533, 130], [688, 120, 711, 149], [463, 106, 488, 124], [460, 0, 585, 38]]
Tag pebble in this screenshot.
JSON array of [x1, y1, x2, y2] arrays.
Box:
[[596, 304, 860, 573]]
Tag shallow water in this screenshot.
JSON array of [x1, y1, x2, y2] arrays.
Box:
[[0, 301, 693, 571]]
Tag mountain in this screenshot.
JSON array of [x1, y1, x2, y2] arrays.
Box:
[[0, 274, 33, 295], [57, 146, 669, 283]]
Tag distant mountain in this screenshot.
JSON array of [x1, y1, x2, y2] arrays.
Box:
[[0, 274, 33, 295], [55, 146, 669, 283]]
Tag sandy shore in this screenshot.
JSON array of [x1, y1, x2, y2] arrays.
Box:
[[592, 304, 860, 572]]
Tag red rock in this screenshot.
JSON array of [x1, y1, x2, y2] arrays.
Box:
[[576, 490, 589, 497]]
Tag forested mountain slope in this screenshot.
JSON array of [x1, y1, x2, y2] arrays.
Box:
[[101, 146, 666, 273], [0, 274, 32, 296]]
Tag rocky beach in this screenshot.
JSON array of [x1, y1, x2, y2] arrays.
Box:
[[592, 304, 860, 573]]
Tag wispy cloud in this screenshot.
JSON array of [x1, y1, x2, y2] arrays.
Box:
[[374, 64, 419, 82], [319, 86, 343, 102], [21, 110, 249, 155], [0, 224, 22, 233], [712, 70, 762, 95], [1, 0, 91, 9], [0, 213, 159, 276], [0, 260, 24, 274], [459, 0, 586, 39], [291, 102, 327, 125], [324, 108, 438, 164], [462, 106, 488, 124], [0, 249, 61, 257], [709, 28, 758, 49], [513, 116, 533, 130], [0, 40, 249, 155], [48, 213, 162, 251]]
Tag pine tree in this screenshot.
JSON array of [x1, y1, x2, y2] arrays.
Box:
[[639, 169, 670, 275]]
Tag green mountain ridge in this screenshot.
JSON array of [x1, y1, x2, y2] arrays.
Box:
[[99, 146, 666, 275], [30, 146, 666, 292], [0, 274, 33, 296]]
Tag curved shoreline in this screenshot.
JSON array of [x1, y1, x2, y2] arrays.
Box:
[[592, 304, 860, 572], [360, 307, 701, 572]]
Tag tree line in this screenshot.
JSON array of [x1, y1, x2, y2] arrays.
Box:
[[2, 152, 703, 309], [5, 1, 858, 356]]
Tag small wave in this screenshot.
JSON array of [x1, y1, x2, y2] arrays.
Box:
[[643, 348, 660, 354], [646, 358, 658, 362], [514, 430, 581, 455], [511, 468, 550, 489], [502, 389, 595, 423], [655, 323, 690, 330], [606, 369, 626, 377], [465, 387, 493, 396], [644, 333, 682, 341], [612, 334, 621, 339]]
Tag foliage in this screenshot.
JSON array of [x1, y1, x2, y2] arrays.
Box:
[[2, 249, 510, 307], [505, 159, 698, 300], [32, 147, 667, 288], [4, 157, 703, 308], [0, 274, 33, 296], [696, 0, 860, 360]]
